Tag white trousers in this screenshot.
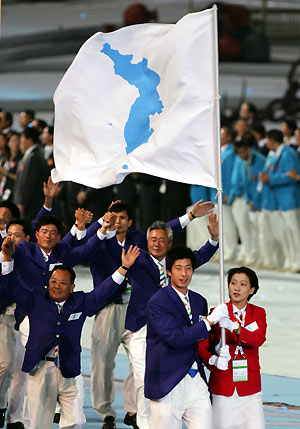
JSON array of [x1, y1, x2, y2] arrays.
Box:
[[232, 197, 253, 264], [212, 390, 265, 429], [279, 209, 300, 271], [223, 204, 238, 261], [129, 325, 150, 429], [150, 373, 212, 429], [260, 210, 283, 269], [7, 331, 29, 425], [27, 361, 85, 429], [0, 314, 16, 409], [91, 302, 135, 419]]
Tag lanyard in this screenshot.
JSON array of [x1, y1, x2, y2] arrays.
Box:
[[233, 310, 246, 358]]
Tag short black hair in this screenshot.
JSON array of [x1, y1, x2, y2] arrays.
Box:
[[221, 125, 234, 139], [166, 246, 197, 272], [283, 118, 297, 134], [0, 201, 20, 219], [3, 111, 13, 125], [22, 126, 40, 144], [267, 129, 283, 144], [246, 102, 257, 115], [251, 123, 265, 139], [236, 131, 257, 149], [50, 264, 76, 284], [47, 125, 54, 136], [7, 218, 32, 237], [227, 266, 259, 301], [108, 202, 133, 220], [23, 110, 35, 121], [36, 215, 62, 235]]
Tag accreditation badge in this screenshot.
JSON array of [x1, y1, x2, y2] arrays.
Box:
[[232, 358, 248, 382]]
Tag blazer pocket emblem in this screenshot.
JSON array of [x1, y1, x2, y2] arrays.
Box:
[[68, 312, 82, 321]]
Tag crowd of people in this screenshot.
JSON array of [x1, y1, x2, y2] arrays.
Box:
[[0, 100, 295, 429]]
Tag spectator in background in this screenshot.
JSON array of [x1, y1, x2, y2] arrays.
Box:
[[251, 123, 269, 157], [0, 133, 10, 166], [41, 125, 55, 175], [234, 119, 250, 142], [281, 118, 297, 147], [13, 127, 47, 220], [0, 132, 22, 202], [0, 111, 15, 139], [18, 110, 35, 130], [31, 119, 47, 135], [239, 102, 257, 125]]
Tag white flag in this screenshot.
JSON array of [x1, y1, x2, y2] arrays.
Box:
[[52, 7, 219, 189]]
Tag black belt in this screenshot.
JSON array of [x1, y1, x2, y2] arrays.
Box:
[[45, 357, 55, 362]]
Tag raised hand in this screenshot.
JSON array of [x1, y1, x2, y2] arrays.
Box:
[[43, 176, 59, 208], [121, 245, 140, 268], [107, 200, 121, 211], [207, 213, 219, 241], [101, 211, 117, 232], [2, 236, 15, 259], [190, 199, 214, 219], [75, 208, 93, 230]]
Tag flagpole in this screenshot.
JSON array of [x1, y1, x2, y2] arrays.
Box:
[[211, 4, 226, 346]]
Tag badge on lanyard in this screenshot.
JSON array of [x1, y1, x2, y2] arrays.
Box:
[[232, 357, 248, 382]]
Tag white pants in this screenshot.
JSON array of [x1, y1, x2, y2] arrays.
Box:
[[7, 331, 29, 425], [129, 325, 150, 429], [212, 390, 265, 429], [0, 314, 16, 409], [150, 373, 212, 429], [91, 302, 135, 419], [279, 209, 300, 271], [27, 361, 85, 429], [232, 197, 253, 264], [260, 210, 283, 269], [223, 204, 238, 261]]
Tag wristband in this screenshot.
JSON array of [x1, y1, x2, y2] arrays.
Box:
[[121, 265, 129, 271], [189, 211, 196, 219]]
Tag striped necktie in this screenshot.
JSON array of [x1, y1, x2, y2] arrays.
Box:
[[183, 296, 193, 323], [158, 261, 167, 287], [54, 303, 62, 367]]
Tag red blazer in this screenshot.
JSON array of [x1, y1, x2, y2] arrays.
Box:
[[198, 301, 266, 396]]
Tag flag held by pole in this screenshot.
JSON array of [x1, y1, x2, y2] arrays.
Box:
[[52, 7, 219, 190]]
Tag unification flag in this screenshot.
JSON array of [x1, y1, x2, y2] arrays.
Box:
[[52, 7, 220, 189]]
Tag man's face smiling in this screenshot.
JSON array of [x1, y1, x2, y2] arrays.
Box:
[[36, 224, 60, 253], [147, 229, 172, 261], [49, 269, 74, 302], [167, 258, 193, 293]]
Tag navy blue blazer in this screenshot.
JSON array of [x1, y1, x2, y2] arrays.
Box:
[[104, 237, 217, 332], [2, 271, 126, 378], [145, 285, 209, 400]]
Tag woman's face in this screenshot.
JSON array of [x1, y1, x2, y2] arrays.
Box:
[[8, 134, 20, 153]]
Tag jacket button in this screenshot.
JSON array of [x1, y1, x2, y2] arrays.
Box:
[[56, 334, 60, 338], [57, 322, 61, 326], [44, 286, 47, 289]]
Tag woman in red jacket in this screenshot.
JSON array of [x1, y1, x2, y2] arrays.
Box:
[[198, 267, 266, 429]]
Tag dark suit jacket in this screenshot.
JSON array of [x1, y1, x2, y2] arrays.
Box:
[[14, 146, 47, 220], [145, 285, 209, 400], [1, 271, 126, 378]]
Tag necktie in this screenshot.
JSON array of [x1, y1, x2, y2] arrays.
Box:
[[234, 310, 245, 327], [183, 296, 193, 324], [54, 304, 62, 367], [158, 262, 167, 287]]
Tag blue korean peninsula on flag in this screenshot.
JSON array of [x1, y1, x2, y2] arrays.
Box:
[[52, 7, 219, 189]]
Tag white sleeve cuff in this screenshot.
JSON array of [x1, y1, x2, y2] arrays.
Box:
[[0, 229, 7, 239], [76, 229, 86, 240], [112, 270, 125, 284], [70, 225, 76, 236], [0, 252, 5, 263], [179, 213, 191, 229], [106, 230, 116, 239], [203, 319, 211, 331], [208, 355, 217, 366], [97, 230, 107, 240], [98, 218, 104, 226], [2, 260, 14, 275], [209, 237, 219, 246], [43, 205, 52, 212]]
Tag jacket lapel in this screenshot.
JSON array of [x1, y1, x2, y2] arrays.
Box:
[[167, 285, 191, 325]]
